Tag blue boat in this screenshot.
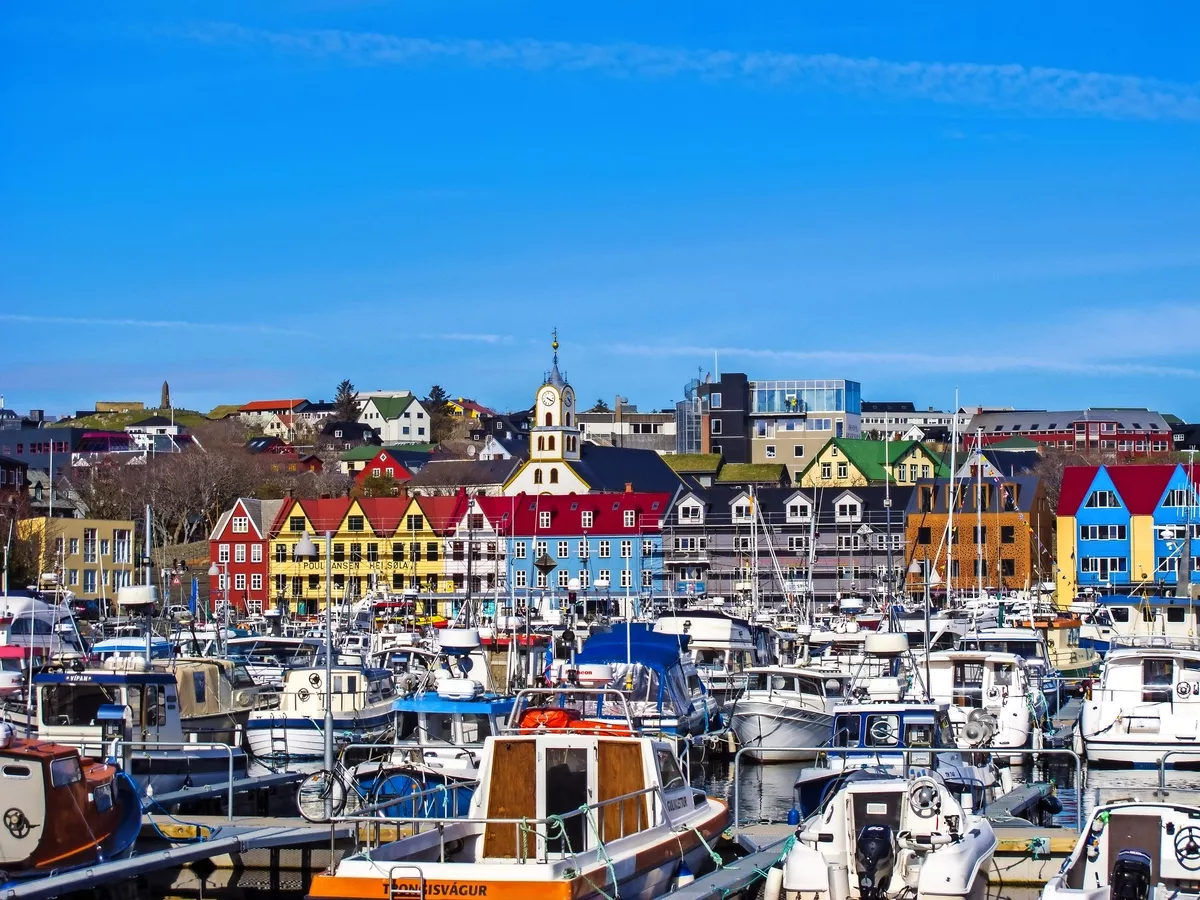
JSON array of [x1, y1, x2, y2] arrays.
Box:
[[572, 623, 719, 738]]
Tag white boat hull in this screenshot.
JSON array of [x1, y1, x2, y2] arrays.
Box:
[[729, 701, 833, 762], [247, 709, 392, 761]]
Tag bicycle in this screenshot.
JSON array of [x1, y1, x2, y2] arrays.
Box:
[[296, 735, 389, 823]]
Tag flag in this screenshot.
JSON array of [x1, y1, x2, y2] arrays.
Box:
[[189, 577, 198, 615]]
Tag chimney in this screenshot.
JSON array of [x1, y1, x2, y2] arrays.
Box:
[[700, 413, 711, 454], [285, 487, 294, 499], [624, 482, 633, 493]]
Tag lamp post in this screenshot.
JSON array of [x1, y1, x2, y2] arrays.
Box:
[[207, 560, 229, 648], [908, 558, 941, 700], [293, 529, 333, 817]]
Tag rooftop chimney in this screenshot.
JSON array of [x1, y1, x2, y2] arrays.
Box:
[[624, 482, 633, 493]]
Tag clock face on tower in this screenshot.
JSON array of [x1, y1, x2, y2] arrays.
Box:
[[541, 391, 556, 407], [564, 391, 573, 408]]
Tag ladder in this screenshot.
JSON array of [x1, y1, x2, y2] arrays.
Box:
[[387, 864, 426, 900]]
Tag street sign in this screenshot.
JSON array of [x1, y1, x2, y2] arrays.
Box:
[[172, 576, 181, 586]]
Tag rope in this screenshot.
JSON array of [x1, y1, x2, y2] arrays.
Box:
[[128, 773, 215, 844]]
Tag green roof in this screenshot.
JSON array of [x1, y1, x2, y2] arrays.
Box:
[[664, 453, 723, 474], [340, 442, 435, 462], [207, 404, 243, 419], [49, 407, 209, 430], [715, 463, 788, 484], [799, 437, 950, 483], [989, 435, 1040, 450], [1163, 413, 1183, 425], [364, 395, 415, 420]]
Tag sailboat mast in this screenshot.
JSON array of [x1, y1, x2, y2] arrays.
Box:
[[976, 427, 984, 601], [946, 390, 959, 606]]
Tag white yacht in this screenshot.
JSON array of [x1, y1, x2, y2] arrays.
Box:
[[725, 667, 850, 762], [1043, 797, 1200, 900], [917, 650, 1037, 750], [653, 610, 768, 706], [1080, 636, 1200, 767], [778, 771, 997, 900]]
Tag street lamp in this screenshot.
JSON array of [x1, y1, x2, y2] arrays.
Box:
[[293, 529, 333, 817], [207, 560, 229, 645]]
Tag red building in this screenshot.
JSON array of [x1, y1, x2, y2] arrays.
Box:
[[967, 408, 1174, 457], [353, 448, 414, 489], [207, 498, 287, 615]]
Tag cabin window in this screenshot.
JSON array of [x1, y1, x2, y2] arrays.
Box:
[[144, 685, 166, 727], [994, 664, 1014, 687], [42, 683, 120, 727], [694, 649, 722, 667], [656, 747, 686, 791], [460, 714, 493, 744], [1142, 606, 1155, 623], [952, 663, 985, 709], [50, 756, 82, 788], [1110, 607, 1130, 623], [545, 748, 588, 854], [937, 716, 956, 747], [865, 714, 900, 747], [347, 676, 358, 694], [424, 713, 455, 744], [832, 715, 861, 746], [769, 675, 796, 693], [823, 678, 846, 699], [1168, 607, 1186, 623], [2, 766, 30, 778], [1143, 659, 1173, 703], [192, 670, 207, 705], [367, 680, 382, 703]]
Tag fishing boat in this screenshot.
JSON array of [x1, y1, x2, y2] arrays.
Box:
[[1080, 635, 1200, 768], [0, 724, 140, 882], [1009, 611, 1100, 678], [793, 697, 1000, 817], [246, 663, 397, 762], [776, 770, 997, 900], [1043, 797, 1200, 900], [724, 667, 848, 762], [918, 650, 1039, 750], [34, 657, 248, 796], [305, 702, 728, 900]]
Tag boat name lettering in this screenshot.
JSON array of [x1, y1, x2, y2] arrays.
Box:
[[666, 796, 690, 812], [64, 674, 94, 682], [397, 884, 487, 897]]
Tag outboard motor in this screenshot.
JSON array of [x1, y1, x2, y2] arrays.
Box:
[[854, 824, 896, 900], [1110, 849, 1152, 900]]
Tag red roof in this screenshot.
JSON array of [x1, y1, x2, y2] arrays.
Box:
[[1057, 466, 1099, 516], [474, 491, 671, 537], [353, 449, 413, 485], [456, 398, 498, 417], [1106, 464, 1177, 515], [239, 399, 307, 412], [417, 494, 469, 535]]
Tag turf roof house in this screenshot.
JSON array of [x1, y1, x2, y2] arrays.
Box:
[[358, 394, 432, 444], [798, 437, 949, 488]]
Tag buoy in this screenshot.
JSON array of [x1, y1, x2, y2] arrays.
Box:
[[764, 866, 784, 900], [787, 806, 800, 826], [676, 861, 694, 888]]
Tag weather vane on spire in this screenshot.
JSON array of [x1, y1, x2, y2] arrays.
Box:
[[551, 327, 559, 365]]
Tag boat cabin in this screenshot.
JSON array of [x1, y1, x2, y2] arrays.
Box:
[[830, 703, 958, 758], [279, 665, 396, 715], [158, 658, 263, 722], [391, 689, 515, 776], [958, 628, 1052, 674], [921, 650, 1035, 749], [1094, 637, 1200, 705], [35, 658, 183, 756], [742, 667, 851, 702], [1097, 595, 1200, 638], [89, 635, 173, 662]]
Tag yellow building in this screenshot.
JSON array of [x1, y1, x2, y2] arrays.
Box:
[[798, 438, 949, 488], [18, 517, 137, 604], [266, 495, 465, 615]]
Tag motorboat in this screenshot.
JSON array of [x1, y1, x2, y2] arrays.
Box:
[[725, 667, 848, 762], [1009, 611, 1100, 678], [222, 636, 323, 689], [246, 662, 397, 762], [653, 609, 771, 706], [34, 657, 248, 796], [90, 634, 173, 662], [778, 770, 997, 900], [305, 709, 729, 900], [917, 650, 1038, 750], [1043, 798, 1200, 900], [1078, 595, 1200, 658], [0, 724, 141, 880], [570, 623, 719, 739], [157, 657, 277, 744], [1080, 635, 1200, 767], [793, 697, 1000, 818], [957, 627, 1064, 714]]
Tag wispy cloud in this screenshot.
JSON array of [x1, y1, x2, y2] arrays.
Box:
[[612, 343, 1200, 379], [416, 332, 512, 343], [179, 22, 1200, 121], [0, 313, 313, 337]]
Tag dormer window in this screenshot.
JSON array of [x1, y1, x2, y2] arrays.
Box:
[[787, 502, 811, 522], [679, 504, 701, 523], [836, 501, 861, 522], [539, 511, 552, 529], [733, 503, 752, 523]]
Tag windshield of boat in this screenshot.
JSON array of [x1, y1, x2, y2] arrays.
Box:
[[832, 713, 861, 746], [41, 682, 121, 727], [693, 649, 724, 667], [230, 663, 256, 688], [0, 659, 21, 673], [973, 639, 1041, 659]]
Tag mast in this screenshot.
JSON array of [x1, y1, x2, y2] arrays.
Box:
[[750, 486, 759, 616], [976, 427, 984, 601], [884, 409, 894, 605], [946, 390, 959, 606]]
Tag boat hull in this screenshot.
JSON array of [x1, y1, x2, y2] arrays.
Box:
[[247, 711, 392, 762], [728, 701, 833, 762]]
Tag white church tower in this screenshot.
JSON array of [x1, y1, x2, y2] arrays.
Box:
[[531, 329, 581, 464]]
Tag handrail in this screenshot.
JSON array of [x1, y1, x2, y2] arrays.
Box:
[[730, 745, 1084, 832], [506, 687, 638, 733], [1158, 749, 1200, 790], [339, 783, 666, 863], [110, 738, 237, 820]]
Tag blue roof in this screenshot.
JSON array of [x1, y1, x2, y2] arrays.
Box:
[[576, 623, 690, 673], [392, 694, 515, 714], [35, 671, 176, 686], [1098, 594, 1196, 607]]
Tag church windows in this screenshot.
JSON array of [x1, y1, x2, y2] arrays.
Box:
[[537, 436, 545, 451], [545, 413, 553, 427], [533, 469, 544, 485], [549, 468, 559, 484], [566, 413, 572, 426], [548, 435, 556, 451]]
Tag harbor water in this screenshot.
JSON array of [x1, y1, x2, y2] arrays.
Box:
[[60, 759, 1200, 900]]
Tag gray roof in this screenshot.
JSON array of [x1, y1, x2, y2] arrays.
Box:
[[967, 408, 1170, 434], [569, 444, 684, 495], [406, 458, 521, 488]]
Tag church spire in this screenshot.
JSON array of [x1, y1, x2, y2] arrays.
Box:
[[547, 327, 565, 388]]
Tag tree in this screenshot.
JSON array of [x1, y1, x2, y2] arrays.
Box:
[[334, 380, 359, 421], [589, 399, 611, 413], [425, 385, 454, 444], [356, 474, 402, 498]]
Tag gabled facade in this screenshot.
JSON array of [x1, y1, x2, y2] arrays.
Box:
[[358, 395, 431, 445], [798, 437, 947, 488], [353, 448, 413, 488], [1056, 464, 1200, 603], [208, 498, 285, 614]]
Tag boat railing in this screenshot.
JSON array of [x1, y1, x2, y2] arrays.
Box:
[[335, 740, 484, 769], [729, 745, 1084, 832], [1110, 634, 1200, 653], [504, 687, 638, 734], [108, 738, 238, 819], [341, 782, 664, 863], [251, 688, 392, 714]]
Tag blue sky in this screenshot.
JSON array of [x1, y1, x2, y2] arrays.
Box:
[[2, 2, 1199, 420]]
